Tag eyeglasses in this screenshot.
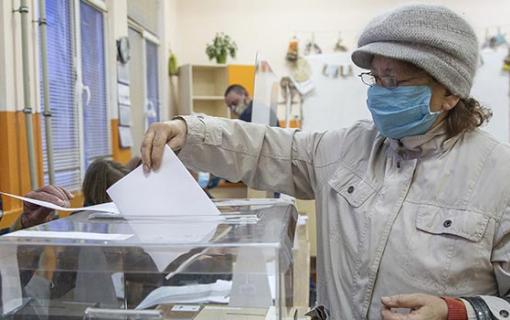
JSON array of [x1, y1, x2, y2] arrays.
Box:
[[358, 72, 429, 88]]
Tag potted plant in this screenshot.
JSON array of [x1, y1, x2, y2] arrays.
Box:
[[206, 33, 237, 64]]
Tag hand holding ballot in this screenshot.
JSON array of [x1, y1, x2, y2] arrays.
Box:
[[21, 185, 74, 228], [141, 118, 187, 172]]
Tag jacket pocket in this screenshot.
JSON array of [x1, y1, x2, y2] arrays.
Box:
[[328, 166, 376, 208], [416, 206, 489, 242]]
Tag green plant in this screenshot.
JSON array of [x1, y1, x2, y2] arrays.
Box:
[[206, 33, 237, 64]]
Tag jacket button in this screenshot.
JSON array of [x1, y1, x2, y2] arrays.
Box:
[[500, 310, 509, 318], [443, 220, 452, 228], [347, 186, 355, 194]]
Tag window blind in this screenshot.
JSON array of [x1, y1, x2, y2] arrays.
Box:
[[80, 1, 110, 167], [40, 0, 81, 191]]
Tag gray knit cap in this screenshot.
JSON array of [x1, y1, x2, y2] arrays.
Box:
[[351, 4, 479, 98]]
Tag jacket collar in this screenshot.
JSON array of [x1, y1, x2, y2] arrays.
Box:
[[385, 120, 458, 160]]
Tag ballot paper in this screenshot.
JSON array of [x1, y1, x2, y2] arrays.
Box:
[[127, 222, 218, 271], [0, 192, 119, 214], [0, 246, 22, 315], [136, 280, 232, 310], [1, 146, 218, 217], [107, 145, 220, 217]]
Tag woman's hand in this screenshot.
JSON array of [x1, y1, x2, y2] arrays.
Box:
[[141, 119, 187, 172], [21, 185, 73, 228], [381, 293, 448, 320]]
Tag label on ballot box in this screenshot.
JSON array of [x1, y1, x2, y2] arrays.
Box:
[[171, 305, 201, 312]]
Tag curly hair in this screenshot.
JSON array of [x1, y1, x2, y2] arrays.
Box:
[[445, 97, 492, 138]]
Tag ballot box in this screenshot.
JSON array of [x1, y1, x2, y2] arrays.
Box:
[[0, 199, 302, 320]]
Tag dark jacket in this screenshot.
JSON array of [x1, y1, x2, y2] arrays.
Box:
[[239, 101, 280, 127]]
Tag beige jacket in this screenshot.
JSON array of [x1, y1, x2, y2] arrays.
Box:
[[178, 115, 510, 320]]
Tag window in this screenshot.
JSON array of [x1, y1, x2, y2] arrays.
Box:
[[127, 26, 160, 151], [80, 1, 110, 166], [40, 0, 81, 190], [39, 0, 110, 190]]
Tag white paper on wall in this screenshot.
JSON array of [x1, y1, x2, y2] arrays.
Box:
[[117, 83, 131, 105], [119, 104, 132, 126], [118, 126, 134, 148]]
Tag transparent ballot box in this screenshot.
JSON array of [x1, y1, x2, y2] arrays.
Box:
[[0, 200, 298, 320]]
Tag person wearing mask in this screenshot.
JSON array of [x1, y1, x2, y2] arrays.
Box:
[[224, 84, 279, 126], [224, 84, 255, 122], [141, 5, 510, 320]]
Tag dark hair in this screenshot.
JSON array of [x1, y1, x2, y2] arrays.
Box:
[[446, 97, 492, 138], [82, 159, 130, 206], [224, 84, 248, 97]]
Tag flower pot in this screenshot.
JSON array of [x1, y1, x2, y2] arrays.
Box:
[[216, 53, 227, 64]]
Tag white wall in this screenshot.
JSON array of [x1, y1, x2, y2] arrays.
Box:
[[0, 0, 40, 113], [172, 0, 510, 76], [0, 0, 16, 111]]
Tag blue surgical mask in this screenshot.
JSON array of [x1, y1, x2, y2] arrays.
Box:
[[367, 85, 440, 139], [197, 172, 210, 189]]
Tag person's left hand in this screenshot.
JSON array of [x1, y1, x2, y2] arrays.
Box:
[[21, 185, 74, 228], [381, 293, 448, 320]]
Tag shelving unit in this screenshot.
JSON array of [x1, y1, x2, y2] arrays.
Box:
[[178, 64, 255, 119]]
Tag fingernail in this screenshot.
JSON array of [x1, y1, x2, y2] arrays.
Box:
[[143, 164, 149, 172], [381, 296, 390, 303]]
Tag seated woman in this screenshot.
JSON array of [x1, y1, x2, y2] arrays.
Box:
[[82, 158, 132, 206]]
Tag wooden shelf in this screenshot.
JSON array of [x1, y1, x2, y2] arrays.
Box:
[[193, 96, 225, 101], [190, 64, 226, 69], [178, 64, 255, 119], [193, 100, 230, 118]]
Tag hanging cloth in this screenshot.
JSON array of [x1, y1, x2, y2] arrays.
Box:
[[286, 36, 299, 62]]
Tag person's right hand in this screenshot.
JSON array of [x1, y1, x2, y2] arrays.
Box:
[[141, 119, 187, 172]]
